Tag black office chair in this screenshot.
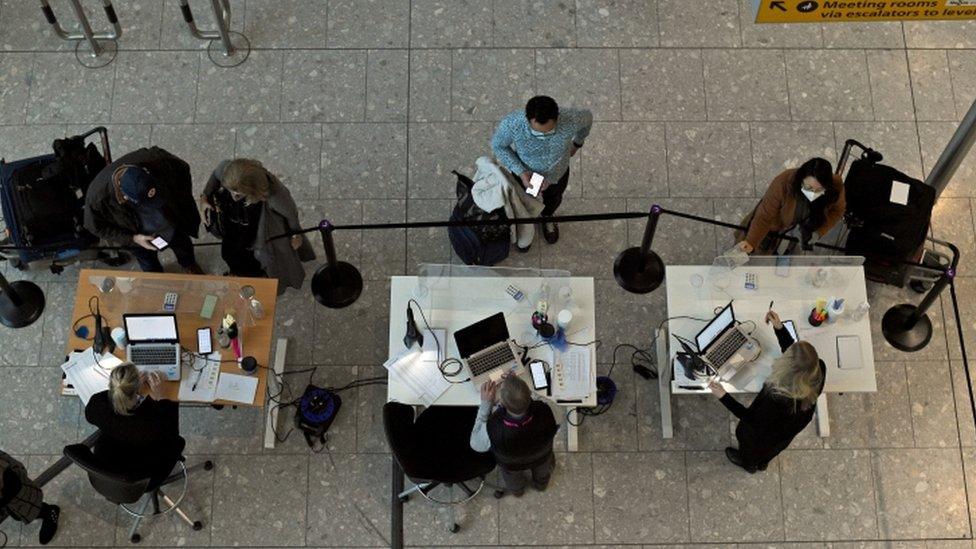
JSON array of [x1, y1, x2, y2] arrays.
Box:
[[383, 402, 496, 533], [63, 442, 212, 544]]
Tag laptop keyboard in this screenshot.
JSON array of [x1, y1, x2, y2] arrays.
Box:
[[130, 346, 177, 366], [705, 330, 747, 368], [468, 343, 516, 377]]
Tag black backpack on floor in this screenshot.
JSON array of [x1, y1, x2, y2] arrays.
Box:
[[447, 170, 509, 266]]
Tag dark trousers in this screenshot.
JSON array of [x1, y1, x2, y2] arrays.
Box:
[[130, 231, 197, 273], [221, 238, 265, 277], [498, 452, 555, 493], [541, 169, 570, 217]]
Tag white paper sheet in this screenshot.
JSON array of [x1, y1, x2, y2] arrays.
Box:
[[552, 347, 591, 401], [383, 329, 451, 406], [215, 373, 258, 404], [178, 352, 222, 402], [60, 349, 123, 405], [890, 181, 910, 205]]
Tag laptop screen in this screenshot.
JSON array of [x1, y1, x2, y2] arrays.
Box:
[[453, 312, 509, 359], [695, 303, 735, 352], [124, 314, 178, 342]]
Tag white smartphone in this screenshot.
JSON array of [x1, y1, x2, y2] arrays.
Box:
[[783, 320, 798, 342], [527, 172, 544, 197], [197, 327, 213, 354], [529, 361, 548, 390], [150, 235, 169, 250]]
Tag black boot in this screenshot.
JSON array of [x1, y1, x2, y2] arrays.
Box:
[[38, 503, 60, 545], [725, 447, 757, 474], [541, 221, 559, 244]]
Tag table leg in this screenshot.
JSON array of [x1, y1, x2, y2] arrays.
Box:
[[566, 409, 579, 451], [655, 328, 673, 438], [815, 393, 830, 437]]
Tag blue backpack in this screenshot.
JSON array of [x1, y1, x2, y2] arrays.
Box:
[[447, 170, 510, 266]]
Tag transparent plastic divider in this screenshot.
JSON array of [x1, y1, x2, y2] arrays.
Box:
[[690, 255, 866, 304]]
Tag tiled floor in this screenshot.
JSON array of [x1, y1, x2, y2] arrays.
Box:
[[0, 0, 975, 547]]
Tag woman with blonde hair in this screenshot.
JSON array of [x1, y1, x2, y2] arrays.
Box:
[[84, 364, 183, 486], [708, 309, 826, 473]]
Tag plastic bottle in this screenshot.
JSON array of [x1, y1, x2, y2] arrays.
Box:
[[851, 301, 870, 321]]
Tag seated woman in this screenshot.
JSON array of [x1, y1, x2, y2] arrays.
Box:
[[708, 310, 825, 473], [198, 158, 315, 293], [84, 364, 183, 487], [736, 157, 845, 255]]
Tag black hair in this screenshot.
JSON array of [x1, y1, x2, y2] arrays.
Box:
[[792, 157, 838, 231], [525, 96, 559, 124]]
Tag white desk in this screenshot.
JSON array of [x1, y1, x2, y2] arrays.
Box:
[[657, 264, 877, 438], [387, 276, 597, 451]]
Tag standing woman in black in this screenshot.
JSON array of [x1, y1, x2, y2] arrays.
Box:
[[708, 309, 826, 473]]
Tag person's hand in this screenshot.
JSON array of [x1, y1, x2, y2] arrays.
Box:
[[199, 197, 213, 219], [708, 379, 726, 398], [570, 143, 580, 157], [132, 234, 157, 250], [539, 178, 550, 192], [765, 310, 783, 329], [480, 379, 497, 405], [143, 371, 164, 399], [736, 240, 753, 254], [519, 171, 532, 189], [290, 234, 302, 250]]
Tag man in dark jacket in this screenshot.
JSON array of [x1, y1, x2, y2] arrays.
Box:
[[1, 450, 60, 545], [470, 375, 559, 496], [84, 147, 203, 273]]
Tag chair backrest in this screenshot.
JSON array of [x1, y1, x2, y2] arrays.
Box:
[[383, 402, 422, 476], [63, 444, 150, 505]]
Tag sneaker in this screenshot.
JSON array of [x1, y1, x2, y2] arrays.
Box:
[[38, 504, 60, 545], [516, 243, 531, 253], [724, 447, 757, 474], [542, 221, 559, 244], [181, 263, 205, 275]]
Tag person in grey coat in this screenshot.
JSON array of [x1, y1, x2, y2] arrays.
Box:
[[0, 450, 59, 545], [199, 159, 315, 293]]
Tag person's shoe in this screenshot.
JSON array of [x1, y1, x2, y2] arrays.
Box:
[[724, 447, 757, 474], [541, 221, 559, 244], [181, 263, 205, 275], [38, 503, 60, 545], [516, 243, 531, 253], [532, 480, 549, 492]]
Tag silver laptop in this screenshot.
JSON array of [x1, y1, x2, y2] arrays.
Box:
[[123, 314, 181, 381], [453, 312, 523, 385], [694, 302, 749, 377]]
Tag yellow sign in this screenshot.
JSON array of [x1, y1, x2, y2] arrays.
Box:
[[754, 0, 976, 22]]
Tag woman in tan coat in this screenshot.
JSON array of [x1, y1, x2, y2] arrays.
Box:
[[736, 157, 845, 255]]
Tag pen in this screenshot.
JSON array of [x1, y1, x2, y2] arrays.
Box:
[[678, 385, 707, 391], [191, 367, 204, 391], [768, 300, 774, 310]]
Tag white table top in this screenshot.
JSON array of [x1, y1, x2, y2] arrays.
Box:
[[665, 265, 877, 394], [387, 276, 597, 407]]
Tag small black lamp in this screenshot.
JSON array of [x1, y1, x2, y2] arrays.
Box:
[[310, 219, 363, 309], [614, 204, 665, 294], [0, 271, 45, 328]]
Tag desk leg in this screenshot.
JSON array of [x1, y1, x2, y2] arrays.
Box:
[[566, 410, 579, 451], [263, 338, 287, 450], [655, 328, 673, 439], [816, 393, 830, 437]]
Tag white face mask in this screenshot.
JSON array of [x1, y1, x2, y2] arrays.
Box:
[[529, 128, 555, 138], [801, 188, 824, 202]]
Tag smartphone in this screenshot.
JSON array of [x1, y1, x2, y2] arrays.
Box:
[[783, 320, 798, 343], [197, 327, 213, 355], [527, 172, 544, 197], [150, 235, 169, 251], [529, 361, 548, 391]]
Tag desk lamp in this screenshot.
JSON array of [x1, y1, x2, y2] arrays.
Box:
[[0, 271, 44, 328]]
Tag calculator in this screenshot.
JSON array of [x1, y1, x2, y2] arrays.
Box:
[[163, 292, 178, 312], [744, 272, 757, 290]]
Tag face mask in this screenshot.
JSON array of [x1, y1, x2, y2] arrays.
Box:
[[529, 128, 555, 138], [801, 188, 824, 202]]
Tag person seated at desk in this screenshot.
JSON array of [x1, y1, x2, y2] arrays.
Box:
[[84, 364, 183, 487], [735, 157, 845, 255], [470, 375, 559, 497], [708, 310, 825, 474], [0, 451, 60, 545]]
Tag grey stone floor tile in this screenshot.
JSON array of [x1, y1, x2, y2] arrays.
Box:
[[872, 448, 968, 539], [409, 0, 492, 48], [907, 50, 959, 122], [27, 52, 113, 124], [0, 0, 70, 51], [306, 452, 391, 547], [831, 542, 918, 549], [736, 0, 823, 47], [406, 199, 454, 272], [823, 361, 914, 449], [111, 51, 199, 124], [820, 22, 905, 48], [180, 404, 265, 454], [931, 197, 976, 277], [577, 366, 638, 451], [282, 50, 366, 123], [904, 20, 976, 48], [409, 50, 452, 123], [540, 197, 627, 278], [536, 49, 621, 121], [38, 282, 75, 367], [274, 366, 359, 453], [713, 196, 764, 254], [952, 359, 976, 449], [867, 282, 949, 363], [658, 0, 739, 47], [703, 50, 790, 121], [666, 122, 754, 197], [0, 368, 79, 453], [637, 365, 735, 451], [0, 53, 30, 124], [210, 454, 308, 547], [918, 121, 976, 198], [321, 122, 407, 199], [576, 0, 658, 47], [592, 277, 664, 362], [149, 124, 237, 196], [906, 360, 961, 448], [833, 122, 924, 180], [620, 49, 706, 122], [404, 481, 498, 546], [235, 123, 321, 200], [0, 124, 67, 161], [272, 285, 316, 365], [583, 122, 667, 197], [497, 453, 594, 545], [779, 449, 878, 541], [20, 454, 118, 547], [451, 49, 534, 122], [367, 50, 408, 122], [0, 0, 160, 51], [329, 0, 409, 48], [492, 0, 576, 48], [195, 50, 282, 123], [64, 123, 151, 159], [362, 199, 407, 280], [407, 122, 492, 198], [243, 0, 329, 49], [786, 50, 873, 121], [592, 451, 689, 544], [686, 450, 784, 543], [159, 0, 245, 50], [628, 197, 716, 265], [749, 122, 837, 196], [313, 279, 390, 365], [866, 50, 914, 122], [355, 364, 390, 453], [963, 447, 976, 536], [948, 50, 976, 121], [943, 277, 976, 362]]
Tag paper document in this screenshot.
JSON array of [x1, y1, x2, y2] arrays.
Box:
[[552, 347, 591, 401], [60, 349, 124, 405], [890, 181, 910, 205], [215, 373, 258, 404], [383, 329, 451, 406], [836, 335, 863, 370], [178, 352, 222, 402]]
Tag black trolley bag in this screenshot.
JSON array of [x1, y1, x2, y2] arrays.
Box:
[[447, 169, 510, 266], [0, 127, 112, 272]]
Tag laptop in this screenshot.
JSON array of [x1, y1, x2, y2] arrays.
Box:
[[694, 302, 750, 377], [123, 313, 181, 381], [453, 312, 523, 385]]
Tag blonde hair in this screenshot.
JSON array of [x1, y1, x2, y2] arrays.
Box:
[[222, 158, 270, 202], [765, 341, 822, 411], [109, 362, 141, 416]]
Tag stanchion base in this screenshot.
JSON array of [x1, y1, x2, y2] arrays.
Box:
[[882, 303, 933, 352], [74, 39, 117, 68], [613, 247, 665, 294], [207, 31, 251, 68], [311, 262, 363, 309], [0, 280, 45, 328]]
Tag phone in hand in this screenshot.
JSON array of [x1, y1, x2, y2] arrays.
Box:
[[783, 320, 798, 342], [150, 235, 169, 250], [529, 361, 549, 391], [527, 173, 544, 197], [197, 327, 213, 354]]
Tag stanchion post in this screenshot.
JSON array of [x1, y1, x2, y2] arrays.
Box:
[[613, 204, 665, 294], [178, 0, 250, 67], [310, 220, 363, 309], [881, 243, 959, 352], [0, 271, 45, 328], [40, 0, 121, 67], [926, 97, 976, 198]]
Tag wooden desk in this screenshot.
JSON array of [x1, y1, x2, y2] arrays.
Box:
[[64, 269, 278, 407]]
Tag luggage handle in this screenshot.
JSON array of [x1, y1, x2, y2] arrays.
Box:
[[75, 126, 112, 163], [836, 139, 882, 176]]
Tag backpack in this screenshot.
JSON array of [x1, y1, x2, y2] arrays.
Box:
[[448, 170, 510, 265]]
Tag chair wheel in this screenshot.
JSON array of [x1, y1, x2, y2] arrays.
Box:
[[493, 489, 504, 499], [449, 523, 460, 533], [398, 494, 410, 502], [192, 521, 203, 531], [130, 533, 141, 543], [204, 461, 214, 471]]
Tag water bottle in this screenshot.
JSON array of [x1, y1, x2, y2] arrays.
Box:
[[851, 301, 870, 321]]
